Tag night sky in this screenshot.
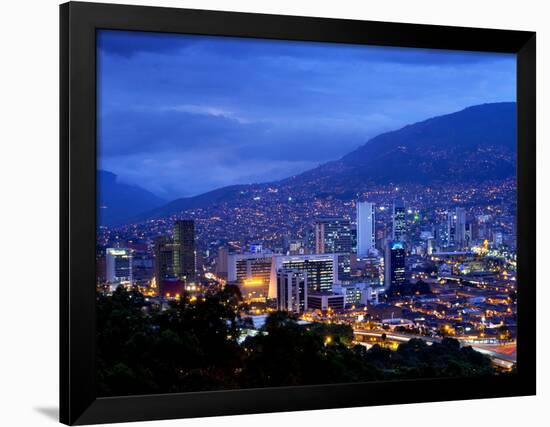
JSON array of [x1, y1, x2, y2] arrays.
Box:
[[97, 30, 515, 201]]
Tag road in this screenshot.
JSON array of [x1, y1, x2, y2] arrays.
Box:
[[353, 329, 516, 369]]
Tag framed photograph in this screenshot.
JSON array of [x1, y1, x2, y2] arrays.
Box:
[[60, 1, 536, 425]]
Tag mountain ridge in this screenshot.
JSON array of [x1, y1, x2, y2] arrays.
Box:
[[98, 170, 166, 226], [118, 102, 517, 224]]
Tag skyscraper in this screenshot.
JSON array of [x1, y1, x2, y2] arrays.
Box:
[[447, 208, 467, 249], [384, 241, 406, 288], [276, 269, 308, 313], [314, 217, 352, 254], [356, 201, 376, 256], [227, 252, 273, 302], [215, 246, 229, 279], [272, 253, 339, 295], [173, 220, 196, 281], [154, 236, 177, 282], [455, 208, 467, 249], [106, 248, 133, 288], [392, 201, 406, 242]]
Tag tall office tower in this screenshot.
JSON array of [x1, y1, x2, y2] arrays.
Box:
[[96, 247, 107, 285], [384, 241, 406, 288], [227, 252, 274, 302], [105, 248, 133, 288], [276, 269, 308, 313], [131, 250, 154, 287], [464, 222, 473, 248], [356, 201, 376, 257], [215, 246, 229, 279], [447, 208, 467, 249], [154, 236, 178, 283], [436, 220, 450, 248], [173, 220, 196, 281], [455, 208, 467, 249], [359, 250, 383, 286], [314, 217, 352, 254], [392, 201, 406, 242], [337, 253, 351, 282], [272, 253, 339, 295]]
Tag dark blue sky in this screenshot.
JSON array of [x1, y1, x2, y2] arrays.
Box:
[[97, 30, 515, 200]]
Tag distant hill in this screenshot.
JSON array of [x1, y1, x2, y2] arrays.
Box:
[[281, 102, 516, 191], [131, 102, 517, 223], [133, 184, 251, 221], [98, 170, 165, 225]]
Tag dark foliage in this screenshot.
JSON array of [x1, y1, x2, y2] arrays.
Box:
[[97, 288, 495, 396]]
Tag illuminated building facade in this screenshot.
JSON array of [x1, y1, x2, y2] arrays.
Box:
[[272, 253, 340, 295], [332, 282, 380, 306], [314, 217, 352, 254], [307, 292, 345, 311], [215, 246, 229, 279], [154, 236, 178, 282], [356, 201, 376, 256], [173, 220, 196, 281], [385, 241, 406, 287], [392, 200, 406, 242], [228, 252, 273, 302], [276, 269, 308, 313], [106, 247, 133, 289], [452, 207, 467, 249]]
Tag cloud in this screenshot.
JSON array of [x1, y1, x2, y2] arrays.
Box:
[[97, 30, 192, 57], [97, 30, 516, 200]]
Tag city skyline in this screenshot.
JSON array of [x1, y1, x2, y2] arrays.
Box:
[[96, 30, 518, 396]]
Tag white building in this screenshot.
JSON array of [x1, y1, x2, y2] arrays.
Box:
[[270, 253, 341, 298], [227, 252, 274, 302], [106, 248, 133, 290], [332, 282, 380, 306], [356, 201, 376, 257], [276, 269, 308, 313]]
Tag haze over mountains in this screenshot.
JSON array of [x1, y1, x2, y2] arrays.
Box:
[[98, 102, 516, 226], [98, 171, 166, 226]]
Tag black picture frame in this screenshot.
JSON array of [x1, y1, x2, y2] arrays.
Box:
[[60, 1, 536, 425]]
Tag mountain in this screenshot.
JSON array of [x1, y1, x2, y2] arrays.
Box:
[[98, 170, 166, 225], [281, 102, 516, 191], [135, 184, 251, 220], [133, 102, 516, 222]]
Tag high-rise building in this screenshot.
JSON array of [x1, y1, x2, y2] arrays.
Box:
[[352, 249, 383, 285], [455, 208, 467, 249], [337, 253, 351, 282], [436, 220, 450, 248], [356, 201, 376, 256], [215, 246, 229, 279], [385, 241, 406, 288], [154, 236, 178, 283], [131, 250, 154, 287], [314, 217, 352, 254], [392, 201, 406, 242], [106, 248, 133, 288], [272, 253, 340, 296], [276, 269, 308, 313], [227, 252, 274, 302], [447, 208, 467, 249], [173, 220, 196, 281]]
